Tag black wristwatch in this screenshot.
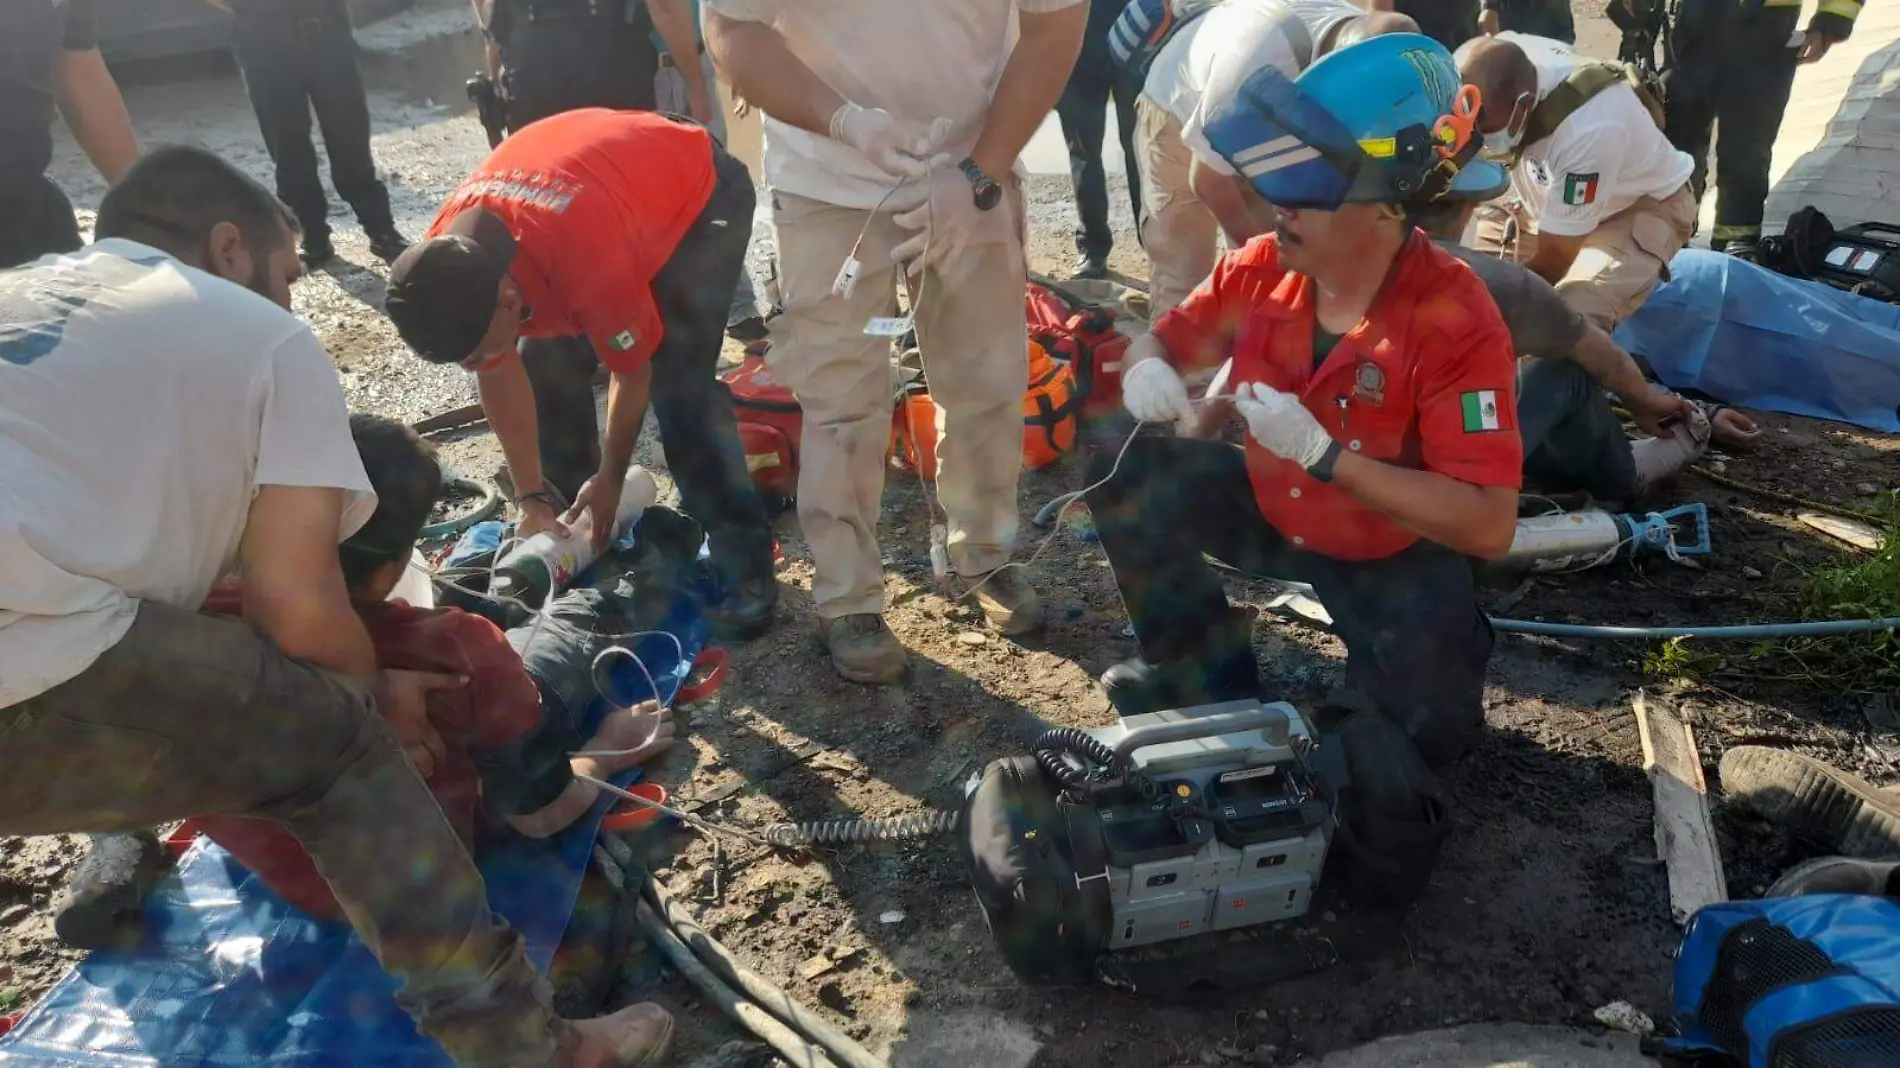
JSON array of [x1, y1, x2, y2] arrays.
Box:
[[1307, 441, 1344, 484], [959, 157, 1002, 212]]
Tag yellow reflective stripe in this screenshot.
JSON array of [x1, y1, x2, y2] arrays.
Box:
[[1712, 223, 1762, 242], [1816, 0, 1863, 19], [1359, 136, 1397, 159]]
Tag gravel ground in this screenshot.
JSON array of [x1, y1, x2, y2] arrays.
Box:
[[11, 3, 1898, 1065]]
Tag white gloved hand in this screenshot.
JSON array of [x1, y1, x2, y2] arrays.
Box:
[[1232, 382, 1335, 470], [1121, 354, 1196, 430], [828, 103, 935, 181], [891, 157, 989, 279]]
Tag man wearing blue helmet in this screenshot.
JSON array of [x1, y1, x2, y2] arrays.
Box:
[[1085, 34, 1521, 767]]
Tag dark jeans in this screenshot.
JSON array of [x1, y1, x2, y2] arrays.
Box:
[[522, 146, 775, 587], [1663, 0, 1801, 244], [501, 17, 658, 132], [1397, 0, 1479, 50], [0, 603, 558, 1063], [1056, 60, 1142, 261], [0, 175, 82, 269], [1516, 356, 1639, 500], [1085, 433, 1492, 767], [231, 1, 395, 238], [1499, 0, 1575, 42]]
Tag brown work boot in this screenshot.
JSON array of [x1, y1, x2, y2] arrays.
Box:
[[957, 566, 1044, 636], [556, 1001, 674, 1068], [1721, 746, 1900, 860], [819, 614, 909, 685]]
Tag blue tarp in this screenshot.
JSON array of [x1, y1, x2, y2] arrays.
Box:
[[0, 542, 712, 1067], [1613, 249, 1900, 434]]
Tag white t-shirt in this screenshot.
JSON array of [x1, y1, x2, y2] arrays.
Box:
[[0, 240, 376, 708], [704, 0, 1087, 210], [1499, 32, 1695, 237], [1148, 0, 1359, 175]]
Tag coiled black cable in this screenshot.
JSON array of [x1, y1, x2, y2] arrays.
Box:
[[1034, 726, 1123, 791]]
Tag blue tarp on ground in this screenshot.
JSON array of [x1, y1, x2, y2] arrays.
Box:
[[0, 553, 710, 1067], [1613, 249, 1900, 434]]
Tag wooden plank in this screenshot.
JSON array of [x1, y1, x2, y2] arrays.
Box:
[[1635, 691, 1729, 925], [410, 402, 487, 436]]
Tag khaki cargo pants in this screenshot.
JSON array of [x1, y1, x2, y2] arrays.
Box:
[[766, 185, 1030, 619], [1470, 182, 1698, 330], [1135, 97, 1220, 320], [0, 602, 560, 1067]]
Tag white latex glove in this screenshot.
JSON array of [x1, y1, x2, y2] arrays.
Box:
[[1232, 382, 1335, 470], [1121, 353, 1196, 430], [891, 157, 988, 279], [829, 103, 935, 181]]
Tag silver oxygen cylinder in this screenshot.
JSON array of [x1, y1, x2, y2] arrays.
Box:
[[1496, 509, 1627, 574]]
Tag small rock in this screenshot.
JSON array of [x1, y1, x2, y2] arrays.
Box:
[[1709, 459, 1728, 474], [0, 905, 30, 926], [1593, 1000, 1655, 1036], [1832, 459, 1848, 470], [956, 631, 990, 647], [1858, 483, 1880, 496], [879, 910, 907, 925], [1741, 565, 1764, 580], [1200, 1051, 1225, 1065]]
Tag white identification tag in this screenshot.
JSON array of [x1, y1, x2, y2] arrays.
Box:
[[863, 315, 914, 337], [831, 256, 862, 298]]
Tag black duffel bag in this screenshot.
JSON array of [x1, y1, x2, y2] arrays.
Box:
[[958, 755, 1111, 985]]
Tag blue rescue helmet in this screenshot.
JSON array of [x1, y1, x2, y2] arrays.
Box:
[[1199, 32, 1510, 210]]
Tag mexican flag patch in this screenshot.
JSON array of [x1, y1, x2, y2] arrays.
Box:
[[1561, 172, 1600, 207], [1461, 390, 1502, 432], [607, 329, 637, 352]]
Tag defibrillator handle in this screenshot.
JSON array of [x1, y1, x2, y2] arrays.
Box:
[[1110, 703, 1291, 767]]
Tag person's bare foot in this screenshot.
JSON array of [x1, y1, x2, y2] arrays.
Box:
[[506, 778, 601, 840], [1711, 407, 1763, 452], [576, 700, 678, 774], [505, 703, 678, 839]]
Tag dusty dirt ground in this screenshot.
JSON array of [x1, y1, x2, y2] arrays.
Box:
[[9, 2, 1899, 1064]]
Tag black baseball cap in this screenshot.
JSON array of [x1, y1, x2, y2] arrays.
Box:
[[384, 208, 518, 364]]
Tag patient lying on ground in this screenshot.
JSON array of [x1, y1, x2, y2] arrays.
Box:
[[196, 414, 674, 919]]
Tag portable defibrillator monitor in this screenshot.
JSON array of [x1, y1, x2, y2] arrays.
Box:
[[1085, 703, 1333, 949], [1816, 223, 1900, 298]]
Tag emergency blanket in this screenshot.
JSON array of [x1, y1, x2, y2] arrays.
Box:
[[0, 562, 711, 1066], [1613, 249, 1900, 433]]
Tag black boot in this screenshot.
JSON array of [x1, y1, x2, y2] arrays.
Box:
[[1072, 251, 1109, 281], [1101, 607, 1259, 716], [367, 225, 412, 263], [300, 228, 336, 268], [709, 575, 779, 641]]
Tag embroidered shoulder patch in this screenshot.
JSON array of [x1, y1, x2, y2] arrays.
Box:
[[1561, 172, 1600, 207], [1460, 390, 1502, 432]]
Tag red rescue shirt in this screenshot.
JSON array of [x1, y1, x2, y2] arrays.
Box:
[[426, 108, 718, 372], [1153, 231, 1523, 562]]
